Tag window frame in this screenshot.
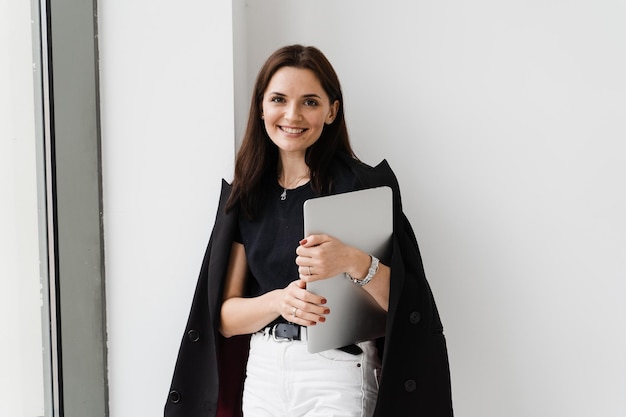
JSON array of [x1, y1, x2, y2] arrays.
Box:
[[34, 0, 109, 416]]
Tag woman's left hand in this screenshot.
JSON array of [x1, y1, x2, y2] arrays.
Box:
[[295, 234, 370, 282]]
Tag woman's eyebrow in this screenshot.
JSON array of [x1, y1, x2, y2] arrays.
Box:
[[267, 92, 322, 99]]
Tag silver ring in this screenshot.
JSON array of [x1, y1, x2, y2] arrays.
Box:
[[292, 307, 297, 317], [308, 266, 312, 276]]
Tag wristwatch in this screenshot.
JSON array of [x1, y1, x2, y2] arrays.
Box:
[[345, 255, 379, 286]]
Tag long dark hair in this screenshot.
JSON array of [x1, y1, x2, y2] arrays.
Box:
[[226, 44, 356, 218]]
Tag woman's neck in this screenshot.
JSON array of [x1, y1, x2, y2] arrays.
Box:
[[277, 154, 310, 188]]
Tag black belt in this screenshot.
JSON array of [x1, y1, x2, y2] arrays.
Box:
[[265, 323, 363, 355], [268, 323, 302, 341]]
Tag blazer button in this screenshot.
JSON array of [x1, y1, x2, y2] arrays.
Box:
[[404, 379, 417, 393], [187, 329, 200, 342], [169, 390, 181, 404], [409, 311, 421, 325]]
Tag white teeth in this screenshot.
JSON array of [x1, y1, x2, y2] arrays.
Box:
[[281, 126, 305, 134]]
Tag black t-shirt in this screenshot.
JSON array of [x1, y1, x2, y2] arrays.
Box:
[[237, 158, 360, 297]]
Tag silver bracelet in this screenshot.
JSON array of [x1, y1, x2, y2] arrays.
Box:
[[345, 255, 379, 286]]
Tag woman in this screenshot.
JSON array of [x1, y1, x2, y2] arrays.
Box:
[[165, 45, 453, 417]]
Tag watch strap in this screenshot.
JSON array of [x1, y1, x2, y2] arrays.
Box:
[[345, 255, 379, 286]]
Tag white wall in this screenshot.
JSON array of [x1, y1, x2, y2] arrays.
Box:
[[0, 0, 46, 416], [98, 1, 234, 416], [98, 0, 626, 415], [239, 1, 626, 416]]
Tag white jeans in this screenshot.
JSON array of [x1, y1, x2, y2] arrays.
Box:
[[242, 329, 381, 417]]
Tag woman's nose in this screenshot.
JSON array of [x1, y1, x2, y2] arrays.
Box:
[[284, 103, 302, 121]]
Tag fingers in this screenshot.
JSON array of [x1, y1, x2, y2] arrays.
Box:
[[296, 234, 328, 280], [281, 280, 329, 325], [288, 304, 330, 326], [291, 279, 307, 290], [297, 264, 316, 281], [296, 234, 349, 281], [298, 234, 330, 249]]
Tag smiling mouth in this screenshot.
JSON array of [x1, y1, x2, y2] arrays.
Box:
[[280, 126, 306, 134]]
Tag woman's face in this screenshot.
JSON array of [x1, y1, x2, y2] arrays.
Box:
[[262, 66, 339, 158]]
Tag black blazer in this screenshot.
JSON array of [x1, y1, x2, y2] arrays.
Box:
[[164, 155, 454, 416]]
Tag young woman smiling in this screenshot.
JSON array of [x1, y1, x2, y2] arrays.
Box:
[[165, 45, 453, 417]]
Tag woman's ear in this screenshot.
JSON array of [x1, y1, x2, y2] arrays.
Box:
[[326, 100, 340, 124]]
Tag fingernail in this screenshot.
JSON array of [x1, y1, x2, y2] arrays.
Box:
[[320, 298, 327, 304], [319, 317, 326, 323], [300, 239, 307, 245], [324, 309, 330, 314]]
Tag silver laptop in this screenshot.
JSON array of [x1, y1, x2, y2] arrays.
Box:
[[303, 186, 392, 353]]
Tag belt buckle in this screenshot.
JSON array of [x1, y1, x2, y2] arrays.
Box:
[[271, 324, 290, 342]]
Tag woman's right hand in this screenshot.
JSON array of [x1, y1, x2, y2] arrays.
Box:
[[220, 243, 330, 337], [279, 279, 330, 326]]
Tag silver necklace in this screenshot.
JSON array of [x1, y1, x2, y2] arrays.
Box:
[[279, 174, 308, 201]]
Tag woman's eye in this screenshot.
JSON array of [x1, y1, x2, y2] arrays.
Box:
[[271, 96, 285, 103], [304, 99, 319, 107]]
